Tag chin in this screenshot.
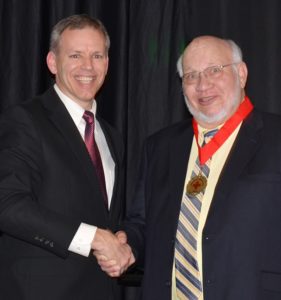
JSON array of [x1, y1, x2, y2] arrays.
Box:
[[197, 108, 229, 125]]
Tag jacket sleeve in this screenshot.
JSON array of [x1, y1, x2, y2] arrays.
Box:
[[121, 140, 151, 267], [0, 106, 80, 258]]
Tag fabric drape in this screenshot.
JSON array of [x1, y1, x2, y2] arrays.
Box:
[[1, 1, 281, 299]]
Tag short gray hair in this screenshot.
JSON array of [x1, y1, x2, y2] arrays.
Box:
[[225, 39, 243, 63], [49, 14, 110, 55]]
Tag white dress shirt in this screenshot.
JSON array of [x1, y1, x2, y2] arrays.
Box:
[[53, 84, 115, 257]]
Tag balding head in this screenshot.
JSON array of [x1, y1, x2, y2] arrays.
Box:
[[177, 35, 248, 128], [178, 36, 242, 77]]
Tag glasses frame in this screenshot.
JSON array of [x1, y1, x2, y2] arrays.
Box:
[[182, 62, 238, 85]]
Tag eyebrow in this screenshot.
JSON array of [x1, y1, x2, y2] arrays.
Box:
[[184, 63, 223, 72]]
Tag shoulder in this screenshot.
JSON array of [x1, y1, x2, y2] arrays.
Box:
[[251, 109, 281, 131], [146, 119, 193, 144], [0, 87, 55, 118], [251, 108, 281, 122], [0, 89, 57, 146], [244, 109, 281, 143]]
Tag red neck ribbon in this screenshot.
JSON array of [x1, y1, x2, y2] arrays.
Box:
[[192, 96, 253, 165]]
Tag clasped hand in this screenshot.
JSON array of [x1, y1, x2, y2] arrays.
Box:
[[92, 229, 135, 277]]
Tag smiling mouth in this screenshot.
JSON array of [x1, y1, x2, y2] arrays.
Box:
[[75, 76, 96, 84], [199, 96, 216, 105]]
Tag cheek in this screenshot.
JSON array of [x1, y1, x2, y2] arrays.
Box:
[[217, 75, 238, 93], [183, 87, 197, 104], [183, 85, 191, 98], [97, 62, 108, 75], [62, 59, 80, 72]]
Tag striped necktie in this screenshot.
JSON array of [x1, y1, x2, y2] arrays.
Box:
[[175, 129, 218, 299]]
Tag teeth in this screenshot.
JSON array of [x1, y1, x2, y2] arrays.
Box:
[[200, 96, 213, 102], [76, 76, 94, 83]]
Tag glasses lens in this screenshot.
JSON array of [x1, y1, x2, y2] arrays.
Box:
[[206, 66, 223, 78], [183, 72, 198, 84], [183, 64, 231, 84]]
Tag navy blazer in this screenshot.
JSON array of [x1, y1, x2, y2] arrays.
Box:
[[124, 109, 281, 300], [0, 87, 124, 300]]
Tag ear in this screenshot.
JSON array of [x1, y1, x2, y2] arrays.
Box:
[[46, 51, 57, 75], [104, 56, 109, 75], [237, 62, 248, 88]]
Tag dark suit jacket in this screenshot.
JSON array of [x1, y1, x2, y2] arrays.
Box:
[[0, 87, 124, 300], [124, 109, 281, 300]]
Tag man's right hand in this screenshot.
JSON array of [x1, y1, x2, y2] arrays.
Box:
[[91, 229, 135, 277]]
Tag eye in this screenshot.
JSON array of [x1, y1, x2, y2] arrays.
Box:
[[93, 54, 104, 59], [69, 54, 80, 59], [185, 72, 198, 81], [209, 66, 222, 75]]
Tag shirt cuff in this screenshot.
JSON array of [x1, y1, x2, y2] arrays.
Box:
[[68, 223, 97, 257]]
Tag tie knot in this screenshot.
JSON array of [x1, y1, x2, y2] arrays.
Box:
[[203, 128, 218, 144], [83, 111, 95, 125]]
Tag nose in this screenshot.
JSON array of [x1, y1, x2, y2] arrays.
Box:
[[81, 56, 94, 70], [195, 72, 212, 92]]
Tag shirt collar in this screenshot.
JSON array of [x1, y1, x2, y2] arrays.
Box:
[[54, 84, 97, 126], [197, 123, 222, 145]]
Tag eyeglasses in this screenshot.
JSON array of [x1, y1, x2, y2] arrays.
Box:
[[182, 63, 238, 85]]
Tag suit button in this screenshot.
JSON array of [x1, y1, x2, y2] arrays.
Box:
[[165, 280, 171, 286], [206, 278, 214, 285], [204, 234, 214, 242]]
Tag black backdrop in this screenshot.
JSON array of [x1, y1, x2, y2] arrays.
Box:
[[1, 0, 281, 298]]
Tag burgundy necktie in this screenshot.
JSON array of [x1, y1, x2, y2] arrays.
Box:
[[83, 111, 108, 208]]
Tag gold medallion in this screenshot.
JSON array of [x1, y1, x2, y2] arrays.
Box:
[[186, 174, 207, 196]]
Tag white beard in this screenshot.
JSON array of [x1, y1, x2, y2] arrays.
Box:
[[184, 74, 242, 126]]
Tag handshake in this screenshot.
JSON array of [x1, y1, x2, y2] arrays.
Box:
[[91, 228, 136, 277]]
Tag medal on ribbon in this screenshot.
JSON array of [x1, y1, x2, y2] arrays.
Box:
[[186, 173, 207, 196], [185, 96, 254, 197]]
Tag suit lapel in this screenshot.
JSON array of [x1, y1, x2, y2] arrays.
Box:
[[169, 122, 194, 233], [40, 88, 105, 197], [166, 111, 263, 235], [206, 110, 263, 226]]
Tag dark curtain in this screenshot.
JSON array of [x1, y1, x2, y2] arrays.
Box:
[[1, 0, 281, 299]]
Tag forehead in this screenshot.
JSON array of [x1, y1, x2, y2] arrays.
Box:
[[183, 37, 233, 70], [59, 27, 106, 50]]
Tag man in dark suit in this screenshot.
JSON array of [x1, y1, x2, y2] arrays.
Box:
[[98, 36, 281, 299], [0, 14, 133, 300]]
